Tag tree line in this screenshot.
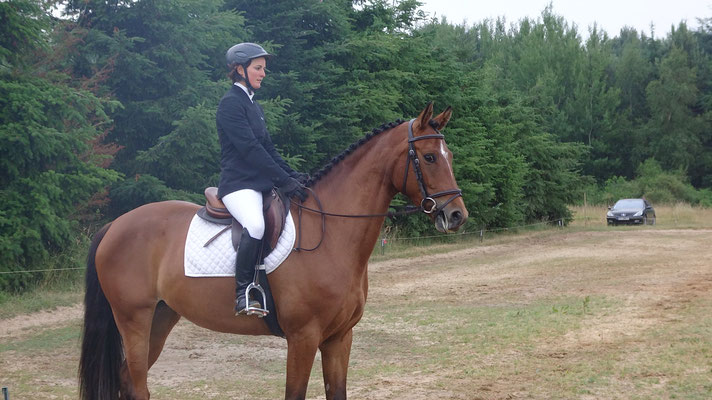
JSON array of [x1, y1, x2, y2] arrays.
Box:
[[1, 0, 711, 291]]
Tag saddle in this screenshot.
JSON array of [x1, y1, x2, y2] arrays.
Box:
[[198, 187, 290, 254]]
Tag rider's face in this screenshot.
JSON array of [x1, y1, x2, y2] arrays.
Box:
[[238, 57, 267, 90]]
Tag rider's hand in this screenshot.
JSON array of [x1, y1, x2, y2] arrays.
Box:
[[292, 172, 311, 185], [278, 177, 308, 201]]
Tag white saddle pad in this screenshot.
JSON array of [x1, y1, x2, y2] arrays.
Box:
[[184, 211, 295, 277]]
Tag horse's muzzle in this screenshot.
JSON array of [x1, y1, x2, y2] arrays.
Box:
[[435, 206, 467, 233]]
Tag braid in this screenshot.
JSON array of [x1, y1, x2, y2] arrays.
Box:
[[307, 119, 406, 186]]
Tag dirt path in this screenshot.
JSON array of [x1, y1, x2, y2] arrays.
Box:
[[2, 228, 711, 399], [0, 304, 82, 340]]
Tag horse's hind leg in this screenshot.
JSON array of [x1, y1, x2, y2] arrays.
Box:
[[114, 303, 156, 400], [119, 301, 181, 399], [148, 301, 181, 367]]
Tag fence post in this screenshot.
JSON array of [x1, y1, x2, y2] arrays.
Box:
[[3, 387, 9, 400], [480, 226, 484, 243]]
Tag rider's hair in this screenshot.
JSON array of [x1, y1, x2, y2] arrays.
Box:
[[228, 63, 249, 84]]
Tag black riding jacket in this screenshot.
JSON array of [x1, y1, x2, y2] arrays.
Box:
[[216, 85, 296, 198]]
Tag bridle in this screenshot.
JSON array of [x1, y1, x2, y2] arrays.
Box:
[[293, 118, 463, 251], [401, 118, 463, 215]]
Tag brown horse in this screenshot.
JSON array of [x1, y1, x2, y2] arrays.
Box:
[[79, 103, 468, 400]]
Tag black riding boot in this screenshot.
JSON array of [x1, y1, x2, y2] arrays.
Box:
[[234, 228, 262, 315]]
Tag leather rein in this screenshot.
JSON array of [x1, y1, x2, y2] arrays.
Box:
[[293, 118, 463, 252]]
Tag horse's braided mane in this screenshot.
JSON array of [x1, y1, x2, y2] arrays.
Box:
[[306, 118, 440, 187], [306, 119, 404, 186]]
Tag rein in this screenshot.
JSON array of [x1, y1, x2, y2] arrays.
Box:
[[293, 118, 462, 252]]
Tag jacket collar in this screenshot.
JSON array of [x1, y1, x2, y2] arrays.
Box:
[[233, 82, 254, 102]]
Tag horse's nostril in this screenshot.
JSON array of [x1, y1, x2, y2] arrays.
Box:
[[450, 210, 462, 225]]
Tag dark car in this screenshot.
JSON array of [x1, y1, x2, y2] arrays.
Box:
[[606, 198, 656, 226]]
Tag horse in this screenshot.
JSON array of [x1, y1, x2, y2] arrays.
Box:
[[78, 102, 469, 400]]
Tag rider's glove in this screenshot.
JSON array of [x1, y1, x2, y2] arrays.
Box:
[[278, 177, 308, 202]]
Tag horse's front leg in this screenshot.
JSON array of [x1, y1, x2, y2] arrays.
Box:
[[320, 329, 353, 400], [284, 331, 320, 400]]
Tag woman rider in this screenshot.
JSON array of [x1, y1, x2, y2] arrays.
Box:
[[217, 42, 308, 315]]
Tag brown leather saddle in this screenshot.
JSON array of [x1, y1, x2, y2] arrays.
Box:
[[197, 187, 290, 254]]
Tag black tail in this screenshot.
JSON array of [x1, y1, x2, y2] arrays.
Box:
[[78, 223, 123, 400]]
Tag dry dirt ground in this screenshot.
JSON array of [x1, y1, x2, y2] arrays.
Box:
[[1, 228, 711, 399]]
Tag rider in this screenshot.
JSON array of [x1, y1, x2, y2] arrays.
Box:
[[217, 42, 308, 315]]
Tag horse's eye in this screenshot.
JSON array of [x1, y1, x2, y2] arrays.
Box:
[[424, 153, 436, 163]]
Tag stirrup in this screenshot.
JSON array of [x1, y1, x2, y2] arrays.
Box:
[[235, 297, 260, 316], [243, 282, 269, 318]]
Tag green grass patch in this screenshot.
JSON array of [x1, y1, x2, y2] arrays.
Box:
[[0, 281, 83, 319], [370, 222, 563, 262], [350, 294, 619, 394], [570, 203, 712, 229], [150, 376, 290, 400], [0, 324, 81, 353]]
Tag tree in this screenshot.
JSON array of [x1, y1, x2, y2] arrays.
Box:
[[63, 0, 248, 201], [645, 47, 704, 173], [574, 27, 623, 182], [0, 0, 45, 69], [135, 104, 221, 193], [694, 18, 712, 188], [1, 0, 120, 290], [611, 29, 654, 138]]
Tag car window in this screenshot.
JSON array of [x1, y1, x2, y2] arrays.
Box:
[[613, 199, 644, 209]]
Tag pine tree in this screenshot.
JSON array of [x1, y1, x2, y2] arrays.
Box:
[[63, 0, 248, 208], [1, 0, 120, 290], [645, 46, 704, 172]]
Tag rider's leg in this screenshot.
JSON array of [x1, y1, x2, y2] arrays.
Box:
[[222, 189, 265, 315]]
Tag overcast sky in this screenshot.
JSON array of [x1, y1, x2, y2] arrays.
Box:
[[419, 0, 712, 37]]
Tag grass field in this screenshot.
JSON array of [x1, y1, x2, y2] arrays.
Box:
[[569, 203, 712, 229], [1, 211, 711, 399]]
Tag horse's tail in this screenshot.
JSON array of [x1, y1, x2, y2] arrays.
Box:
[[78, 223, 123, 400]]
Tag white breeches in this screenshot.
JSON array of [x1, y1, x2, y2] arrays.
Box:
[[221, 189, 265, 240]]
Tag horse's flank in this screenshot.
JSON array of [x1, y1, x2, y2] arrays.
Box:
[[97, 200, 270, 335]]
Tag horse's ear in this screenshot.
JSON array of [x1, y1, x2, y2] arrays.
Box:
[[432, 106, 452, 131], [417, 101, 434, 130]]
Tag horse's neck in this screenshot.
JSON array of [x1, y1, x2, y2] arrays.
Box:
[[309, 130, 403, 258]]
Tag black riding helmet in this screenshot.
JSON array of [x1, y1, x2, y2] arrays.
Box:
[[225, 43, 272, 92]]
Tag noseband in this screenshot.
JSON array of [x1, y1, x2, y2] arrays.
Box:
[[401, 118, 463, 214]]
